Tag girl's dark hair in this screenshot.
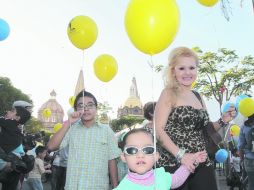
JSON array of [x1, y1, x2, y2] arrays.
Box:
[[143, 102, 156, 121], [35, 145, 47, 155], [122, 128, 154, 150], [73, 90, 98, 111]]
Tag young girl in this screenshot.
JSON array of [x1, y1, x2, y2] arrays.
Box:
[[114, 128, 207, 190], [23, 146, 51, 190]]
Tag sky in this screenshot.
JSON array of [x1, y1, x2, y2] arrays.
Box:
[[0, 0, 253, 121]]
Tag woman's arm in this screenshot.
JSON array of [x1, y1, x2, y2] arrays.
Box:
[[155, 89, 179, 156], [199, 95, 236, 131], [155, 89, 196, 172]]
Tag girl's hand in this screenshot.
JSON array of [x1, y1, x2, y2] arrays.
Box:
[[180, 153, 196, 173]]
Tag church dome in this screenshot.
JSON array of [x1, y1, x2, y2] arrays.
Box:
[[38, 90, 64, 131], [118, 77, 143, 118], [39, 90, 64, 114], [124, 97, 142, 108]]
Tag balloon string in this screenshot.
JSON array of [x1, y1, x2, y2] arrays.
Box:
[[148, 55, 157, 190], [223, 124, 231, 142]]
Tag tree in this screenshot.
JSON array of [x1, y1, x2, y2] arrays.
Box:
[[219, 0, 251, 21], [111, 116, 144, 132], [0, 77, 32, 115], [25, 117, 44, 134], [193, 47, 254, 113], [97, 101, 113, 124]]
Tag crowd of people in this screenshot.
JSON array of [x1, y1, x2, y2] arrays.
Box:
[[0, 46, 253, 190]]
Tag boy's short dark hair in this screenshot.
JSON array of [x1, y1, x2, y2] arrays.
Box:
[[35, 145, 46, 155], [73, 90, 98, 111], [15, 106, 31, 124], [143, 102, 156, 121]]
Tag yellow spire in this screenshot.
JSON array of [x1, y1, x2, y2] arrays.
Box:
[[74, 69, 85, 96]]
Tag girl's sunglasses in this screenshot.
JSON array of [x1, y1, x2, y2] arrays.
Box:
[[123, 146, 155, 155]]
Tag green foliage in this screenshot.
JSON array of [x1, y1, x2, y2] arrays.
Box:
[[0, 77, 33, 115], [193, 47, 254, 113], [111, 116, 144, 132], [24, 117, 44, 134]]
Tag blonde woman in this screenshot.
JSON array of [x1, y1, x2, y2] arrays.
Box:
[[155, 47, 235, 190]]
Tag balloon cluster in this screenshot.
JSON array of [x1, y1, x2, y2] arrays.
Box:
[[222, 94, 254, 118], [67, 15, 118, 83], [0, 18, 10, 41]]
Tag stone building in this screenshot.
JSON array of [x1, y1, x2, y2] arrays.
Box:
[[117, 77, 143, 118]]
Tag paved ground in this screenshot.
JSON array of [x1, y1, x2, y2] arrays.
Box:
[[43, 169, 231, 190], [0, 169, 234, 190]]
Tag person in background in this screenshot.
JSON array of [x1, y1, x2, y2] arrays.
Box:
[[22, 146, 51, 190], [155, 46, 236, 190], [114, 128, 207, 190], [50, 146, 68, 190], [0, 106, 31, 190], [47, 90, 121, 190], [142, 101, 156, 134], [230, 149, 241, 174], [238, 113, 254, 190]]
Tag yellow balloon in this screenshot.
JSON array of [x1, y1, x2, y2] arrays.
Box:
[[197, 0, 219, 7], [230, 125, 240, 136], [191, 81, 196, 88], [69, 96, 75, 107], [43, 108, 51, 118], [94, 54, 118, 82], [238, 97, 254, 117], [67, 15, 98, 50], [125, 0, 180, 55], [53, 123, 62, 133]]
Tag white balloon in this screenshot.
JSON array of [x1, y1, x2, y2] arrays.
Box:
[[67, 107, 74, 118]]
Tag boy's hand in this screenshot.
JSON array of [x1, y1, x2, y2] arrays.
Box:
[[69, 111, 83, 124]]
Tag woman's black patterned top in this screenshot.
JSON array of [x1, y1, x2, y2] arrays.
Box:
[[157, 106, 211, 168]]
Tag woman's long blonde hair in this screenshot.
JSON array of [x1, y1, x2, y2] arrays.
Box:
[[163, 47, 199, 103]]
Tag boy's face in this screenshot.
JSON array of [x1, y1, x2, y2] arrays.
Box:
[[5, 108, 20, 121], [121, 132, 159, 175], [76, 96, 97, 122]]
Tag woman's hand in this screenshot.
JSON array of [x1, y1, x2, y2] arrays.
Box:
[[222, 105, 237, 123], [194, 151, 207, 165]]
